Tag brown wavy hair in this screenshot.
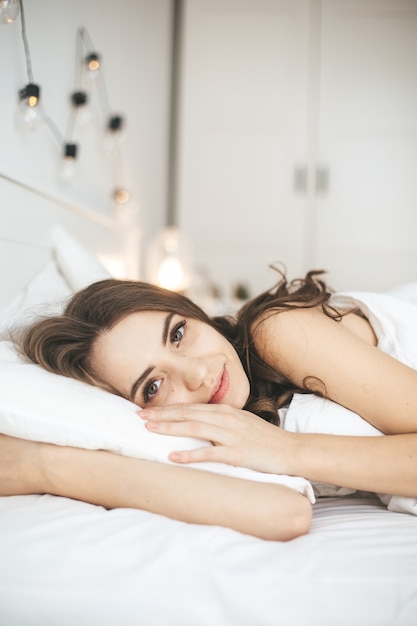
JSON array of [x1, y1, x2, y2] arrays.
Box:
[[20, 269, 342, 425]]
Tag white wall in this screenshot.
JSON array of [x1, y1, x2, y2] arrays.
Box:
[[0, 0, 171, 277], [178, 0, 417, 298]]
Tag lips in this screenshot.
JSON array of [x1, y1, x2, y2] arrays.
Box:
[[208, 367, 229, 404]]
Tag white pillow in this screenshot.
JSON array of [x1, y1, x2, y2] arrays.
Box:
[[0, 225, 111, 339], [0, 259, 71, 339], [51, 224, 111, 291], [0, 341, 314, 499], [279, 392, 383, 437]]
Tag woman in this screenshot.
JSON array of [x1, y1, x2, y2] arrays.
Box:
[[3, 270, 417, 539]]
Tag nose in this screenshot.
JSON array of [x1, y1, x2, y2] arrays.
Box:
[[176, 356, 209, 393]]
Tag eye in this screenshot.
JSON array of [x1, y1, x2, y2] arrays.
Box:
[[171, 320, 186, 346], [143, 378, 162, 403]]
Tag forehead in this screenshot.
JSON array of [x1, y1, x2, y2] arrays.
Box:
[[103, 310, 168, 346], [110, 310, 167, 341], [90, 310, 168, 380]]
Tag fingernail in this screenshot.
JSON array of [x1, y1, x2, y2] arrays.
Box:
[[146, 421, 159, 431]]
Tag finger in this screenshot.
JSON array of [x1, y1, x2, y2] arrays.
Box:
[[140, 403, 224, 419], [169, 444, 236, 465], [145, 418, 231, 445], [139, 404, 230, 425]]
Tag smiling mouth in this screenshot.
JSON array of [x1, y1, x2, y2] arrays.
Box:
[[209, 367, 230, 404]]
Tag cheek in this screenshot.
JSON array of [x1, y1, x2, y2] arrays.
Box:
[[231, 362, 250, 408], [238, 381, 251, 409]]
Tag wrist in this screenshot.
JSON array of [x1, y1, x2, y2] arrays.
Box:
[[279, 430, 313, 477], [282, 431, 349, 485]]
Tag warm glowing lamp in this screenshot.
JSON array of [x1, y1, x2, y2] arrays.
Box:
[[147, 226, 191, 292], [157, 255, 185, 292]]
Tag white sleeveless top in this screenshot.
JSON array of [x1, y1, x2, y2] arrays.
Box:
[[330, 288, 417, 368]]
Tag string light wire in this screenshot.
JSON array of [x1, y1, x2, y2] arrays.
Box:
[[15, 3, 130, 204], [18, 0, 33, 82]]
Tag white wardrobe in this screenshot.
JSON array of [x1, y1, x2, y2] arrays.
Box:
[[177, 0, 417, 297]]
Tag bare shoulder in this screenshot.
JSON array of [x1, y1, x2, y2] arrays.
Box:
[[252, 305, 417, 434], [252, 308, 324, 379], [252, 306, 333, 358], [252, 306, 376, 360], [251, 306, 376, 390]]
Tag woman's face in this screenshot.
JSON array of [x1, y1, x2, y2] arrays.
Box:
[[90, 311, 250, 409]]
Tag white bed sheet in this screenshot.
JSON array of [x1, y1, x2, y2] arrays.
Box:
[[1, 493, 416, 625]]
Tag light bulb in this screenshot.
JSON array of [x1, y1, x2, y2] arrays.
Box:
[[58, 143, 81, 186], [70, 90, 92, 128], [16, 83, 44, 131], [0, 0, 19, 24], [113, 188, 130, 205], [147, 226, 192, 292], [157, 256, 185, 292], [112, 190, 139, 225], [104, 115, 125, 158], [85, 52, 101, 73]]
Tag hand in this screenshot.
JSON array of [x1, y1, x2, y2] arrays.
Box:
[[139, 404, 294, 475]]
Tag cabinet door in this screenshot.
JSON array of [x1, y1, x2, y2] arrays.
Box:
[[178, 0, 311, 297], [315, 0, 417, 291]]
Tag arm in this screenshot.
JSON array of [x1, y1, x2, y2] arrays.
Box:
[[287, 430, 417, 496], [141, 404, 417, 498], [255, 306, 417, 435], [0, 434, 311, 541]]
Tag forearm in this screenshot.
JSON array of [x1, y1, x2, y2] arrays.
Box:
[[287, 431, 417, 497], [39, 442, 311, 541]]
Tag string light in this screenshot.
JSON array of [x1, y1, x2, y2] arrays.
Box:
[[69, 90, 92, 129], [108, 115, 124, 132], [113, 188, 130, 205], [104, 114, 125, 158], [11, 3, 132, 211], [16, 1, 43, 131], [17, 82, 44, 131], [71, 91, 88, 107], [0, 0, 19, 24], [85, 52, 101, 73], [19, 82, 39, 107], [58, 143, 80, 185]]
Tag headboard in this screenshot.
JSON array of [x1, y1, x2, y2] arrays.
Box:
[[0, 171, 140, 310]]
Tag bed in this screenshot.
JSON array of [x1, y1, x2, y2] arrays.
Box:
[[1, 174, 417, 626]]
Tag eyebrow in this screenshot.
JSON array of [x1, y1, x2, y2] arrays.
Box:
[[162, 312, 175, 346], [129, 312, 175, 402]]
